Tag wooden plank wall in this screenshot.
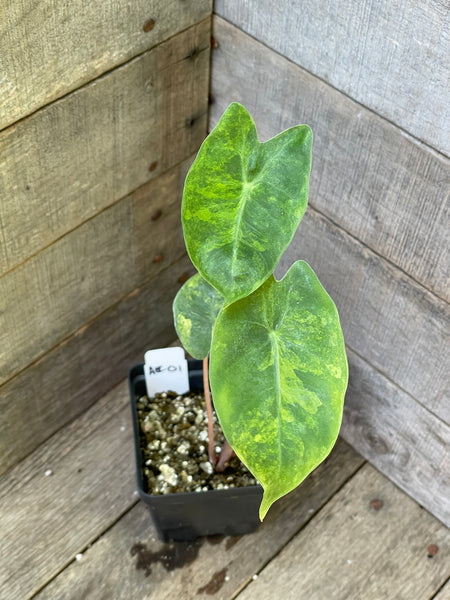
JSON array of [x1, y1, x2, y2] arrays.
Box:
[[0, 1, 212, 474], [214, 1, 450, 156], [210, 9, 450, 526]]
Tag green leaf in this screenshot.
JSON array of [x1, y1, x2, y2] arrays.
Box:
[[209, 261, 348, 520], [182, 103, 312, 304], [173, 273, 224, 360]]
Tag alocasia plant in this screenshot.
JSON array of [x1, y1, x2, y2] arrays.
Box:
[[173, 103, 348, 520]]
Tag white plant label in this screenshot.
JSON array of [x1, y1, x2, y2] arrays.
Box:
[[144, 347, 189, 397]]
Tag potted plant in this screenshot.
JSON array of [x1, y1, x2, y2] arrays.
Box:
[[129, 102, 348, 541]]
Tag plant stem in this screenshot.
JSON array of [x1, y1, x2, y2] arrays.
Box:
[[216, 440, 235, 472], [203, 355, 217, 466]]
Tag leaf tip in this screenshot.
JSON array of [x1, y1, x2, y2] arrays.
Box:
[[259, 489, 275, 521]]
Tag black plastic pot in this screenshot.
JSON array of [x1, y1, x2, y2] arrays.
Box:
[[129, 361, 263, 542]]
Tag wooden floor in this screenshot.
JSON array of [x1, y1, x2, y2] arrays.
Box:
[[1, 379, 449, 600]]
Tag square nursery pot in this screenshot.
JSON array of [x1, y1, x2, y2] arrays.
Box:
[[129, 360, 263, 542]]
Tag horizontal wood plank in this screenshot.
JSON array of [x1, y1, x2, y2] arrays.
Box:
[[210, 17, 450, 302], [343, 349, 450, 527], [0, 160, 191, 387], [0, 0, 212, 129], [0, 380, 136, 600], [31, 440, 364, 600], [236, 464, 450, 600], [214, 2, 450, 155], [0, 254, 195, 476], [0, 19, 210, 275], [275, 208, 450, 423]]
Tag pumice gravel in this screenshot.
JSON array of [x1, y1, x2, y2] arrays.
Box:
[[137, 390, 258, 495]]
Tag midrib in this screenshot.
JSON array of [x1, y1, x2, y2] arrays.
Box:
[[230, 184, 250, 277], [269, 330, 283, 464]]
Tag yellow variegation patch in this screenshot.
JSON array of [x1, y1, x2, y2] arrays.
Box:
[[174, 104, 347, 521], [210, 262, 348, 520], [182, 103, 312, 305]]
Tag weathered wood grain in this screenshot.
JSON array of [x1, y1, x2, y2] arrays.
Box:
[[0, 380, 137, 600], [236, 465, 450, 600], [275, 208, 450, 423], [214, 2, 450, 155], [434, 581, 450, 600], [210, 17, 450, 302], [31, 440, 364, 600], [0, 381, 131, 501], [0, 19, 210, 275], [0, 161, 190, 387], [343, 349, 450, 527], [0, 0, 212, 129], [210, 16, 450, 529], [0, 255, 195, 476]]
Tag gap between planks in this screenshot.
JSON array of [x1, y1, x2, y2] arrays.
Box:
[[33, 440, 364, 600], [430, 579, 450, 600], [0, 380, 137, 600], [212, 6, 449, 157], [2, 372, 448, 600], [234, 464, 450, 600], [0, 373, 363, 600], [0, 152, 195, 282], [0, 4, 212, 132], [210, 16, 450, 304]]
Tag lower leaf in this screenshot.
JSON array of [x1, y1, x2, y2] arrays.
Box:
[[173, 273, 224, 360]]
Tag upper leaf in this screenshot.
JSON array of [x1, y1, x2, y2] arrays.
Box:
[[173, 273, 224, 360], [209, 261, 348, 520], [182, 103, 312, 304]]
